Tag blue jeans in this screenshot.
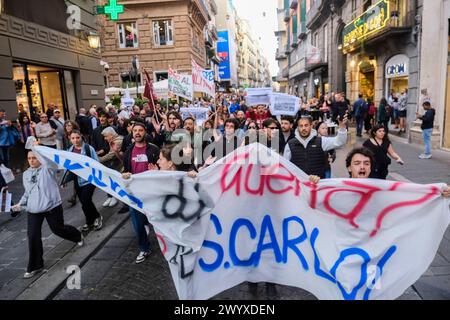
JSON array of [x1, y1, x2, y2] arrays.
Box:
[[129, 207, 150, 253], [422, 128, 432, 156], [324, 169, 332, 179]]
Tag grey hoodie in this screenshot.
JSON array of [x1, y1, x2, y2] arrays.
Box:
[[19, 149, 62, 214]]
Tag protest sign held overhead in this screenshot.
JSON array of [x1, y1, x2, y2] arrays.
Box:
[[169, 68, 194, 101], [270, 93, 300, 116], [245, 87, 272, 106], [180, 107, 209, 126], [192, 59, 215, 97]]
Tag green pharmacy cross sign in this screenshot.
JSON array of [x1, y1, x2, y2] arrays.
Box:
[[96, 0, 124, 21]]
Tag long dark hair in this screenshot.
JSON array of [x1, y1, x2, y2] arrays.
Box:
[[380, 98, 388, 106], [371, 124, 390, 144]]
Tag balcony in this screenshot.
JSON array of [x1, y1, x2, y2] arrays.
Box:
[[209, 0, 218, 15], [209, 23, 218, 39], [284, 43, 291, 55], [282, 67, 289, 78], [290, 0, 298, 10], [342, 0, 415, 53], [284, 9, 290, 22], [297, 21, 307, 40], [306, 0, 323, 29], [276, 50, 287, 60], [205, 32, 213, 47]]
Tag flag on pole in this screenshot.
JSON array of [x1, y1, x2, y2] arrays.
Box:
[[143, 69, 158, 110]]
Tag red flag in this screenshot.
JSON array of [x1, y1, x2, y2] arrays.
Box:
[[143, 69, 158, 109]]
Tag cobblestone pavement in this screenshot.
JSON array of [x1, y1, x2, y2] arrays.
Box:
[[53, 132, 450, 301]]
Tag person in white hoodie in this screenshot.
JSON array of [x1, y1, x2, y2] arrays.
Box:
[[11, 139, 83, 279]]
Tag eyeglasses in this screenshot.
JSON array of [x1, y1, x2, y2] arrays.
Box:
[[267, 126, 278, 130], [248, 126, 257, 129], [40, 116, 48, 119]]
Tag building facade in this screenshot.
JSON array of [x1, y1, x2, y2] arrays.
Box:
[[415, 0, 450, 150], [215, 0, 239, 89], [101, 0, 210, 88], [0, 0, 104, 121], [275, 0, 289, 93]]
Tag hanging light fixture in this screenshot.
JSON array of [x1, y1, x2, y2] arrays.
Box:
[[87, 31, 100, 49]]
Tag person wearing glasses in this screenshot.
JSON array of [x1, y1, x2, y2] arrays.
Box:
[[11, 139, 83, 279], [35, 113, 57, 149], [243, 118, 281, 153], [284, 114, 348, 179]]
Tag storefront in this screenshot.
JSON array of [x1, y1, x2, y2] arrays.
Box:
[[385, 54, 409, 97], [13, 63, 79, 120]]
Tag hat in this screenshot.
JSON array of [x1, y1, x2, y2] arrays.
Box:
[[132, 121, 147, 131]]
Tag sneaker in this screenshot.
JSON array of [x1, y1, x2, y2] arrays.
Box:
[[108, 197, 118, 207], [419, 154, 432, 159], [77, 234, 84, 247], [81, 224, 91, 232], [135, 251, 150, 264], [23, 268, 43, 279], [102, 198, 111, 207], [118, 205, 129, 215], [93, 216, 103, 231]]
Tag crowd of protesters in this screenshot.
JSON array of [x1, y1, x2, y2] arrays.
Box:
[[2, 88, 449, 283]]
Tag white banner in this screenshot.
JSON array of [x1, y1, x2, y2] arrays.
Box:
[[180, 107, 209, 126], [169, 68, 194, 101], [192, 60, 215, 97], [270, 93, 300, 116], [33, 144, 450, 301], [245, 88, 272, 106]]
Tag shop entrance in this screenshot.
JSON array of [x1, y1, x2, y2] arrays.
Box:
[[13, 63, 77, 120], [359, 59, 375, 101]]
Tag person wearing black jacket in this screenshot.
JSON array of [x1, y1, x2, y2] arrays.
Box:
[[91, 112, 111, 157], [75, 108, 93, 143], [280, 116, 295, 154], [416, 101, 436, 159], [122, 122, 160, 264]]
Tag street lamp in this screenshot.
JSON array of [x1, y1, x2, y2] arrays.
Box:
[[87, 32, 100, 49]]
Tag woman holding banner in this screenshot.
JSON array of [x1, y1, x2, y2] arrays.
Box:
[[11, 140, 83, 279]]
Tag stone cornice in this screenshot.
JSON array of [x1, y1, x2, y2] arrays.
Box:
[[0, 14, 101, 58]]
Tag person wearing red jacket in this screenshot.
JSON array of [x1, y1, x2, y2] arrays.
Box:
[[245, 105, 271, 129]]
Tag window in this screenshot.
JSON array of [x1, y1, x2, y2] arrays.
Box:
[[118, 22, 138, 48], [154, 71, 168, 82], [153, 20, 174, 46]]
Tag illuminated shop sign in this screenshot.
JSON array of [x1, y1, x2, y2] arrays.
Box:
[[385, 54, 409, 79], [343, 0, 390, 48]]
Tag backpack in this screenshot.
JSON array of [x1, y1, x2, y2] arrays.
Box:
[[368, 103, 376, 116]]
